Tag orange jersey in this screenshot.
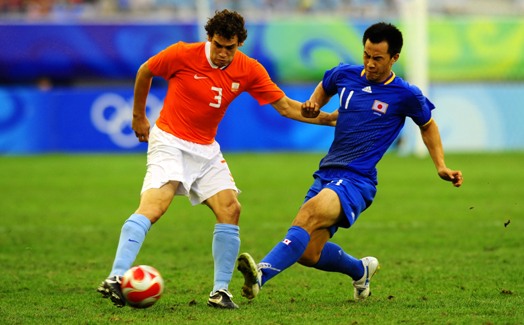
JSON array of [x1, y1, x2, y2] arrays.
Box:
[[147, 41, 285, 144]]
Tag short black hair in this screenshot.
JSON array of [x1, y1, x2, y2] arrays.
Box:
[[205, 9, 248, 44], [362, 22, 403, 57]]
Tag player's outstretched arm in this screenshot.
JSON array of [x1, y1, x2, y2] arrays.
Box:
[[420, 119, 463, 187], [270, 81, 337, 126], [270, 96, 336, 126], [132, 62, 154, 142]]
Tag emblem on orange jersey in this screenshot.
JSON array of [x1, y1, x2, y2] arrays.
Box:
[[231, 82, 240, 92], [371, 100, 389, 114]]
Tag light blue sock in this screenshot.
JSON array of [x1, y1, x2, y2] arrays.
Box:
[[212, 223, 240, 293], [110, 213, 151, 276], [312, 242, 364, 280], [259, 226, 310, 285]]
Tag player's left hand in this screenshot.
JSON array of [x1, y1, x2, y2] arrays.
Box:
[[438, 168, 463, 187], [301, 100, 320, 118]]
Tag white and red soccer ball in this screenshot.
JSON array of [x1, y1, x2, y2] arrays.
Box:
[[121, 265, 164, 308]]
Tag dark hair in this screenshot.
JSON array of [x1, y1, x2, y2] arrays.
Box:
[[205, 9, 248, 44], [362, 22, 403, 57]]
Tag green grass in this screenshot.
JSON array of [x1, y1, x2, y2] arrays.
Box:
[[0, 152, 522, 324]]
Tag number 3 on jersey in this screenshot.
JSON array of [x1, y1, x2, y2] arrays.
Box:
[[209, 86, 223, 108]]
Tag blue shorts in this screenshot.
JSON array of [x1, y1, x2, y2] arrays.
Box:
[[303, 168, 377, 237]]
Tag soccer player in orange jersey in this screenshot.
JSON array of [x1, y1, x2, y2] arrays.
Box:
[[97, 9, 337, 309]]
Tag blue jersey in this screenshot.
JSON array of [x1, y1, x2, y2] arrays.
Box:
[[319, 64, 435, 183]]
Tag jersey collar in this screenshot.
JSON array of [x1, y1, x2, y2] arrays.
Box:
[[360, 68, 396, 85]]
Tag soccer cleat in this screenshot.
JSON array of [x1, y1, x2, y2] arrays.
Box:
[[97, 275, 126, 307], [353, 256, 380, 300], [207, 289, 239, 309], [237, 252, 262, 300]]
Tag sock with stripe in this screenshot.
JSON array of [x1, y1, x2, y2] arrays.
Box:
[[312, 241, 364, 280], [259, 226, 310, 285]]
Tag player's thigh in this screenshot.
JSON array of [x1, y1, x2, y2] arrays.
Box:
[[204, 189, 241, 225], [136, 181, 179, 223], [189, 151, 239, 205], [292, 188, 343, 232]]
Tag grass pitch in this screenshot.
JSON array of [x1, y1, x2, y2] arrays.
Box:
[[0, 152, 522, 324]]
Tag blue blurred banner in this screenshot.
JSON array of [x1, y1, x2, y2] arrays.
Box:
[[0, 85, 336, 154], [431, 84, 524, 151], [0, 23, 198, 83], [0, 84, 523, 155]]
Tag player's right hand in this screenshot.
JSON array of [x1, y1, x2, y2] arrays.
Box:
[[301, 100, 320, 118]]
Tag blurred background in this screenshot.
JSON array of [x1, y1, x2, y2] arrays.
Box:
[[1, 0, 523, 154]]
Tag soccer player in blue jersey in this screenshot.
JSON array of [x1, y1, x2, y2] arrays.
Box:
[[237, 22, 463, 302]]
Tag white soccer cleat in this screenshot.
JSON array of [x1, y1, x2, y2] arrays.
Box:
[[353, 256, 380, 300], [237, 252, 262, 300]]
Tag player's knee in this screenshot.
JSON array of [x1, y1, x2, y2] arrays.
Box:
[[298, 250, 320, 267], [293, 209, 322, 233], [135, 206, 166, 224], [215, 199, 241, 224]]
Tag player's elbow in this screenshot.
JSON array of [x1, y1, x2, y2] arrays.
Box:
[[271, 96, 294, 119]]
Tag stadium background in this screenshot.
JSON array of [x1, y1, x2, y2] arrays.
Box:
[[1, 0, 523, 154]]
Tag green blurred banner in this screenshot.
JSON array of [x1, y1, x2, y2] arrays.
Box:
[[428, 18, 524, 81], [262, 17, 524, 82]]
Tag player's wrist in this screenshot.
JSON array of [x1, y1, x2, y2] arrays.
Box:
[[133, 112, 147, 120]]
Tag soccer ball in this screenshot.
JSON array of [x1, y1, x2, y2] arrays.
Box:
[[121, 265, 164, 308]]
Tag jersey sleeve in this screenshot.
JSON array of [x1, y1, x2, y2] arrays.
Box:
[[146, 42, 181, 80], [245, 60, 285, 105], [404, 85, 435, 126], [322, 64, 344, 97]]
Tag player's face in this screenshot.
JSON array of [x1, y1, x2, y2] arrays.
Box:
[[208, 34, 241, 68], [363, 39, 399, 83]]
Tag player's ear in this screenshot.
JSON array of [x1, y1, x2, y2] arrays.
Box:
[[238, 42, 244, 47], [392, 53, 400, 62]]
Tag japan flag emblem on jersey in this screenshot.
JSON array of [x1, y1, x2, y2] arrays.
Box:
[[372, 100, 389, 114]]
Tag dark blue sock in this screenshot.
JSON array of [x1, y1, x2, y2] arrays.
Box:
[[312, 242, 364, 280], [259, 226, 310, 285]]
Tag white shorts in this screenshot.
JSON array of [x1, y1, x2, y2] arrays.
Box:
[[141, 125, 239, 205]]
